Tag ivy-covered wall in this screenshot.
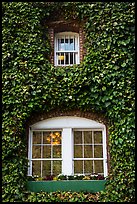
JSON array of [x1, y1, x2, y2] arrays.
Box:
[[2, 2, 135, 202]]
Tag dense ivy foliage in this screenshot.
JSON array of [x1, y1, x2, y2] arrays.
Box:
[[2, 2, 135, 202], [25, 191, 99, 202]]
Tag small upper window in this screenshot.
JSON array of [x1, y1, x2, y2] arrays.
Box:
[[54, 32, 80, 66]]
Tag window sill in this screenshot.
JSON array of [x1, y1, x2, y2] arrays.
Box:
[[27, 180, 107, 193]]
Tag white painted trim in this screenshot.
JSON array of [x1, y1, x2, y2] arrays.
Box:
[[31, 116, 105, 130], [62, 128, 73, 175], [54, 32, 80, 66], [28, 128, 32, 176]]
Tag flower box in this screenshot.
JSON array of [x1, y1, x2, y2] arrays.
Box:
[[27, 180, 107, 193]]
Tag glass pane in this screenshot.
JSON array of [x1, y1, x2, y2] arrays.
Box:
[[43, 146, 51, 158], [57, 53, 64, 65], [32, 146, 41, 158], [84, 160, 93, 174], [65, 38, 69, 50], [32, 160, 41, 177], [74, 160, 83, 174], [43, 160, 51, 177], [94, 131, 102, 144], [74, 131, 82, 144], [52, 131, 61, 145], [60, 39, 64, 50], [43, 132, 51, 144], [33, 132, 41, 144], [53, 161, 61, 176], [70, 52, 73, 64], [65, 53, 69, 64], [84, 131, 92, 144], [74, 145, 82, 158], [70, 38, 74, 50], [94, 145, 103, 158], [84, 145, 93, 158], [58, 39, 60, 51], [53, 145, 61, 158], [94, 160, 103, 174]]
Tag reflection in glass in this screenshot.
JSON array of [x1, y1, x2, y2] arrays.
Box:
[[74, 160, 83, 174], [53, 145, 61, 158], [94, 145, 103, 158], [33, 132, 41, 144], [94, 131, 102, 144], [74, 131, 82, 144], [53, 161, 61, 175], [84, 131, 92, 144], [43, 146, 51, 158], [43, 132, 51, 144], [32, 160, 41, 177], [43, 160, 51, 177], [85, 160, 93, 174], [94, 160, 103, 174], [32, 146, 41, 158], [84, 145, 93, 158], [74, 145, 82, 158]]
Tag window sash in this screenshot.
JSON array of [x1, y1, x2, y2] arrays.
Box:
[[54, 32, 79, 66], [28, 128, 107, 177]]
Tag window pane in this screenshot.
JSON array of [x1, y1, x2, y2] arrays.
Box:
[[43, 146, 51, 158], [33, 132, 41, 144], [53, 145, 61, 158], [32, 160, 41, 177], [53, 161, 62, 175], [84, 131, 92, 144], [84, 145, 93, 158], [32, 146, 41, 158], [65, 38, 69, 50], [94, 160, 103, 174], [65, 53, 69, 64], [70, 52, 73, 64], [52, 131, 61, 145], [94, 145, 103, 158], [70, 38, 74, 50], [94, 131, 102, 144], [43, 132, 51, 144], [84, 160, 93, 174], [60, 39, 64, 50], [74, 160, 83, 174], [43, 160, 51, 177], [74, 145, 82, 158], [74, 131, 82, 144]]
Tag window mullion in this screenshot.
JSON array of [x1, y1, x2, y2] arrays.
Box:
[[62, 128, 73, 175], [82, 131, 84, 174], [41, 132, 43, 177], [51, 132, 53, 175], [92, 131, 95, 174], [28, 128, 33, 176]]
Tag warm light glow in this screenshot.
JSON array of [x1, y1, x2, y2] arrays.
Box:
[[58, 55, 64, 61], [47, 132, 61, 145]]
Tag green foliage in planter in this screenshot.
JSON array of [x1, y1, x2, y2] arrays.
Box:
[[2, 2, 135, 202], [28, 174, 105, 181]]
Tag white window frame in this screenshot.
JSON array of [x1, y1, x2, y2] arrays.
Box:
[[54, 32, 80, 66], [28, 116, 108, 177]]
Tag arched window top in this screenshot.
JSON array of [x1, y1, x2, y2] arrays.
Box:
[[30, 116, 105, 130]]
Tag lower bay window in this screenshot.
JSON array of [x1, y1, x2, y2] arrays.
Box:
[[28, 116, 108, 179]]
